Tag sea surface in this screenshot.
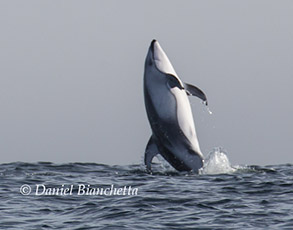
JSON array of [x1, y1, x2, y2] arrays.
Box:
[[0, 151, 293, 230]]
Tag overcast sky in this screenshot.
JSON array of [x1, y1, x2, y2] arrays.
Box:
[[0, 1, 292, 166]]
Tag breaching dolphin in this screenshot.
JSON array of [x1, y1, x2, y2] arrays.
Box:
[[143, 40, 208, 173]]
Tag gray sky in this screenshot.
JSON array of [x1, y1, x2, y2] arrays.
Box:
[[0, 1, 292, 166]]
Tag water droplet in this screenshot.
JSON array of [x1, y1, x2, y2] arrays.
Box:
[[206, 107, 213, 115], [202, 101, 207, 106], [201, 101, 212, 114]]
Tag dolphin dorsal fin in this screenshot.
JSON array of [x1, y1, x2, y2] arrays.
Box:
[[144, 136, 159, 172]]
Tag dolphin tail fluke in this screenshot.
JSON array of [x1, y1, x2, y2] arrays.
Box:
[[184, 83, 208, 105], [144, 136, 159, 172]]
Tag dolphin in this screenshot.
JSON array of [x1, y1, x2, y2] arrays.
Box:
[[143, 40, 208, 173]]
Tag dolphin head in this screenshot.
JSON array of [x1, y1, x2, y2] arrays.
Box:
[[145, 40, 183, 86]]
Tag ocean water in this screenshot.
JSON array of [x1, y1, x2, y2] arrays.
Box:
[[1, 151, 293, 229]]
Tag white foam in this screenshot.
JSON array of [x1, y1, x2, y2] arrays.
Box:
[[199, 148, 236, 175]]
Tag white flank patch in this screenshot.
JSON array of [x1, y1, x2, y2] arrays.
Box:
[[153, 41, 184, 86], [170, 87, 202, 157]]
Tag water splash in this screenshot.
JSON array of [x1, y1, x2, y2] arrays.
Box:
[[199, 147, 236, 175]]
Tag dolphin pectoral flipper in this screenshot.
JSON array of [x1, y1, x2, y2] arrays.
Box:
[[144, 136, 159, 171], [166, 74, 185, 89], [184, 83, 208, 105]]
